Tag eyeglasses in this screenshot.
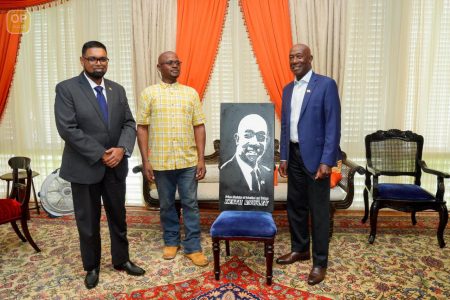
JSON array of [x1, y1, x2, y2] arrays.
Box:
[[83, 56, 109, 64], [243, 130, 267, 142], [161, 60, 182, 67]]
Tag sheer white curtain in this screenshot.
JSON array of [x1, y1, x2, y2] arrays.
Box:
[[132, 0, 177, 102], [342, 0, 450, 207], [289, 0, 347, 93], [0, 0, 143, 204]]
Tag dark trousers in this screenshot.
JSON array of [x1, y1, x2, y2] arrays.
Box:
[[287, 142, 330, 267], [71, 168, 129, 271]]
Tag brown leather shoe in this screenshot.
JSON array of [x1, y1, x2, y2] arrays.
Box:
[[276, 251, 310, 265], [307, 266, 327, 285]]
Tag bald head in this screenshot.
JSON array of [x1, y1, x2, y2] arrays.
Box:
[[237, 114, 267, 134], [157, 51, 181, 83], [289, 44, 313, 80], [291, 44, 311, 56], [158, 51, 177, 64]]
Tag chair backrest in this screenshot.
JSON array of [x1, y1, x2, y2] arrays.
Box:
[[365, 129, 423, 185], [7, 156, 32, 207], [8, 156, 31, 170]]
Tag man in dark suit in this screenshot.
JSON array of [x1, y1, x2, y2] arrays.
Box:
[[276, 44, 341, 285], [54, 41, 145, 289], [220, 114, 272, 196]]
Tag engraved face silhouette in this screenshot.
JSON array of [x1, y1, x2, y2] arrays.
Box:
[[234, 114, 268, 168]]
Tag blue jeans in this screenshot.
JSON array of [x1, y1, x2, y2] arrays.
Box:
[[154, 166, 202, 254]]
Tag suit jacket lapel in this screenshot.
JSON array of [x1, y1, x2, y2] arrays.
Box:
[[299, 72, 318, 121], [105, 81, 114, 126], [78, 73, 108, 128], [285, 82, 294, 122]]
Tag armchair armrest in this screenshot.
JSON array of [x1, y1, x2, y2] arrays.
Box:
[[132, 165, 143, 174], [419, 160, 450, 178], [334, 152, 365, 209], [132, 164, 159, 209], [419, 160, 450, 201], [366, 165, 381, 177]]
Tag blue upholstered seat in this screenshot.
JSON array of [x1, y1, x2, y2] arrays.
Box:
[[378, 184, 434, 201], [210, 211, 277, 238], [210, 210, 277, 285]]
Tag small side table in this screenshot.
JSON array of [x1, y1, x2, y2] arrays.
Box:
[[0, 170, 40, 214]]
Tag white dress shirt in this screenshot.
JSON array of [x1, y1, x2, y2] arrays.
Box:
[[290, 69, 312, 142], [236, 155, 260, 191], [84, 72, 107, 102]]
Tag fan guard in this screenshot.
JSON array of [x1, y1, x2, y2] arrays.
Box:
[[39, 169, 74, 216]]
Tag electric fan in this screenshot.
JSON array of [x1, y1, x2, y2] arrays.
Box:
[[39, 169, 74, 216]]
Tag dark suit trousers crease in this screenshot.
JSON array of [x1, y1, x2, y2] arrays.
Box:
[[287, 142, 330, 267], [71, 168, 129, 271]]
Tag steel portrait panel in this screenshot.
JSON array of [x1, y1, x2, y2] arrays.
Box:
[[219, 103, 274, 212]]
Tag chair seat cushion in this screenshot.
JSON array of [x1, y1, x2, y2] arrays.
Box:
[[210, 211, 277, 238], [377, 184, 434, 201], [0, 198, 22, 222]]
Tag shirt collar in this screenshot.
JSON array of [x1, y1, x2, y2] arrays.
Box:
[[84, 72, 105, 90], [294, 69, 313, 86], [236, 154, 258, 174], [159, 81, 179, 89]]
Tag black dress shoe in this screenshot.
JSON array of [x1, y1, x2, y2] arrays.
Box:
[[307, 266, 327, 285], [84, 268, 99, 289], [276, 251, 310, 265], [114, 260, 145, 276]]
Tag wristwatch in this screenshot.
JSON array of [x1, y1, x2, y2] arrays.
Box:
[[120, 146, 128, 156]]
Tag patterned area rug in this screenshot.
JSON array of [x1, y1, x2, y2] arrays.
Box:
[[0, 208, 449, 299], [119, 256, 328, 300]]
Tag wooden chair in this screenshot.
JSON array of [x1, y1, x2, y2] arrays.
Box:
[[361, 129, 449, 248], [0, 159, 40, 214], [0, 157, 41, 252], [210, 211, 277, 285]]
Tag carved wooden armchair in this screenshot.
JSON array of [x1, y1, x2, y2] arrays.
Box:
[[0, 157, 41, 252], [361, 129, 449, 248]]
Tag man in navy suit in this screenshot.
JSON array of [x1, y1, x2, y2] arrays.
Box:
[[55, 41, 145, 289], [276, 44, 341, 285]]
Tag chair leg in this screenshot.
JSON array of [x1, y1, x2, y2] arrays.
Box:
[[20, 218, 41, 252], [437, 204, 448, 248], [225, 240, 230, 256], [265, 242, 274, 285], [368, 201, 379, 244], [411, 212, 417, 225], [11, 221, 26, 241], [212, 239, 220, 280], [362, 186, 369, 223], [31, 178, 40, 215]]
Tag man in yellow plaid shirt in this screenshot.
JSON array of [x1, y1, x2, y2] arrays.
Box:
[[136, 51, 208, 267]]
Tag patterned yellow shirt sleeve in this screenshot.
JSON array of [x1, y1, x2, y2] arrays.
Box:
[[137, 82, 206, 170]]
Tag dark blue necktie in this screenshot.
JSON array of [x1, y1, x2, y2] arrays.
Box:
[[251, 170, 259, 191], [94, 86, 108, 124]]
